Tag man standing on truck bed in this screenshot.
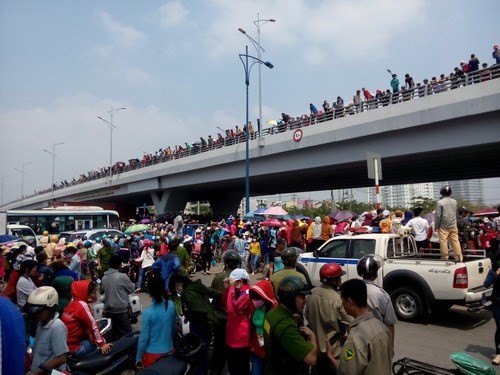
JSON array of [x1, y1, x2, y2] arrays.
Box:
[[435, 186, 463, 262]]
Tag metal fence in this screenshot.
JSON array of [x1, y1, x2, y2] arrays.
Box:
[[32, 63, 500, 197]]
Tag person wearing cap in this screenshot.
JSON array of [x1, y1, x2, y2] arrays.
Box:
[[223, 268, 253, 375], [39, 230, 50, 249], [379, 210, 393, 233], [328, 279, 392, 375], [305, 263, 352, 375], [264, 275, 318, 375]]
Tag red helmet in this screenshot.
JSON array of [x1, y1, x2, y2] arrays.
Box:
[[319, 263, 345, 282], [143, 239, 153, 247]]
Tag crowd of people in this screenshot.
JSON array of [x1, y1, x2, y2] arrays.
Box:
[[2, 185, 500, 373], [28, 45, 500, 200]]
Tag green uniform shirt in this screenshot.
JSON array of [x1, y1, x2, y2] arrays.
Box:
[[264, 305, 313, 375], [176, 245, 190, 276]]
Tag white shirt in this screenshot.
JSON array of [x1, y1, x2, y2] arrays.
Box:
[[16, 275, 36, 308], [407, 217, 430, 241]]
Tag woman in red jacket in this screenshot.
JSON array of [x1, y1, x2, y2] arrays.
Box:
[[61, 280, 112, 357], [223, 268, 253, 375]]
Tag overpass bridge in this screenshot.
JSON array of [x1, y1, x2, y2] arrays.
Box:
[[4, 73, 500, 217]]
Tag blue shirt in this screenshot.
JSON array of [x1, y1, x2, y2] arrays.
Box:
[[136, 299, 176, 361], [152, 253, 180, 290]]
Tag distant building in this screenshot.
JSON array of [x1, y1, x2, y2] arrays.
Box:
[[367, 183, 435, 208]]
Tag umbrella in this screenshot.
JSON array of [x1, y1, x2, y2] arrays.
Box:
[[139, 218, 151, 224], [267, 120, 278, 126], [242, 212, 266, 221], [264, 206, 288, 216], [260, 218, 284, 227], [254, 207, 268, 214], [330, 210, 356, 221], [472, 207, 499, 217], [0, 234, 20, 245], [124, 224, 150, 234]]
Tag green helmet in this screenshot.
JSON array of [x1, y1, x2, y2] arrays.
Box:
[[223, 250, 240, 269], [277, 276, 311, 312], [281, 247, 298, 267]]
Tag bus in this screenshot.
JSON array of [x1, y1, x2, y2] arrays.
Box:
[[5, 206, 121, 236]]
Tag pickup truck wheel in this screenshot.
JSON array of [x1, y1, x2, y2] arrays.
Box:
[[391, 287, 424, 322]]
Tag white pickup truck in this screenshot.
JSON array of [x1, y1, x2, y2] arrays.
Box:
[[297, 233, 492, 322]]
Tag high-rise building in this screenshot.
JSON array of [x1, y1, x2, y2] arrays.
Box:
[[367, 182, 435, 208]]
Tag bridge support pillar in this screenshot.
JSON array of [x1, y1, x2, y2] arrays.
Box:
[[151, 190, 188, 214], [209, 193, 242, 220]]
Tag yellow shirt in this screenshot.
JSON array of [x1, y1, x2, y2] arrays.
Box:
[[249, 242, 261, 256]]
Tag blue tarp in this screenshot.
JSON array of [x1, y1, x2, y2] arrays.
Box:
[[0, 234, 21, 245]]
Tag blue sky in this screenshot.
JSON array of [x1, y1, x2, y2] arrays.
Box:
[[1, 0, 499, 205]]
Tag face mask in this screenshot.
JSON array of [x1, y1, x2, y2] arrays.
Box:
[[252, 299, 265, 309]]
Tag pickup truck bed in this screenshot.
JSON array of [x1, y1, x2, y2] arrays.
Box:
[[297, 233, 492, 321]]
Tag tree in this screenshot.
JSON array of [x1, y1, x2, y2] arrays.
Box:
[[409, 196, 437, 214]]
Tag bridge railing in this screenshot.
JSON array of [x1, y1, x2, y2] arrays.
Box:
[[21, 64, 500, 201]]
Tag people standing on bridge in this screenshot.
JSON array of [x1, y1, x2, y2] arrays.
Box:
[[305, 263, 352, 375], [357, 255, 397, 352], [435, 186, 463, 262], [309, 103, 318, 116], [390, 73, 399, 103], [328, 279, 393, 375], [493, 45, 500, 65]]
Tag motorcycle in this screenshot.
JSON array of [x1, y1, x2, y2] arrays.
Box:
[[38, 329, 139, 375], [392, 352, 495, 375], [92, 293, 142, 325], [137, 332, 201, 375]]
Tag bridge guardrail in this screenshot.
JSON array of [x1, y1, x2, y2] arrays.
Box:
[[21, 63, 500, 201]]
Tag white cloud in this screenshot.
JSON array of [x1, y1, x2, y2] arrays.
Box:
[[125, 68, 151, 83], [201, 0, 427, 63], [97, 11, 146, 48], [157, 1, 189, 27]]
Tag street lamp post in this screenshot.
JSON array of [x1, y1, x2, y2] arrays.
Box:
[[239, 45, 274, 213], [14, 161, 32, 199], [98, 106, 126, 179], [239, 14, 275, 138], [43, 141, 65, 194], [1, 175, 9, 206]]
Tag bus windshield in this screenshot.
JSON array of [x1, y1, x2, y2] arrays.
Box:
[[6, 208, 121, 236]]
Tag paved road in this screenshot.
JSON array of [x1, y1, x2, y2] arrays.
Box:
[[134, 263, 498, 373]]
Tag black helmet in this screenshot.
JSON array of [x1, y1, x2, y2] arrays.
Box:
[[356, 255, 381, 279], [281, 247, 298, 267], [223, 250, 240, 269], [277, 276, 312, 312], [440, 185, 452, 197], [457, 206, 468, 214]]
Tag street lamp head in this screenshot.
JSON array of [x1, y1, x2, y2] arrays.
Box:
[[269, 19, 276, 22], [238, 28, 246, 34], [264, 61, 274, 69]]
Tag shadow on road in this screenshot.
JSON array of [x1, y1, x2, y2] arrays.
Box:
[[417, 306, 492, 331]]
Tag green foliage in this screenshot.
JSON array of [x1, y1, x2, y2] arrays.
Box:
[[409, 196, 437, 214]]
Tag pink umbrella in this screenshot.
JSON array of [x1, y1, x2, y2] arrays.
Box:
[[260, 218, 284, 228], [263, 206, 288, 216], [472, 208, 499, 217]]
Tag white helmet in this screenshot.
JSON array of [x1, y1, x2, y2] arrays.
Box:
[[25, 286, 59, 314]]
